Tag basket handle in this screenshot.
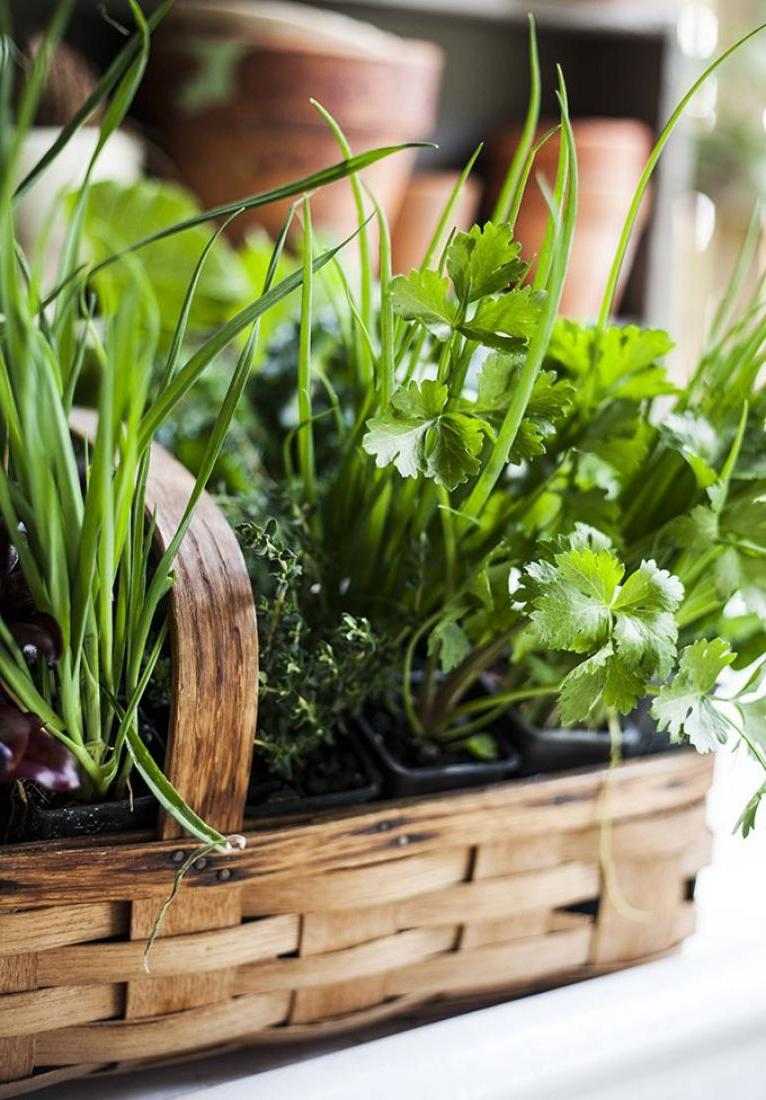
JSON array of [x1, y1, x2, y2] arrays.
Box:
[[70, 409, 258, 840]]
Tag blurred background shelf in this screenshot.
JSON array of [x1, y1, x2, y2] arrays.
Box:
[[298, 0, 693, 327], [12, 1, 694, 328]]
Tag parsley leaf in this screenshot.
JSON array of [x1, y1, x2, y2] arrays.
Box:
[[363, 379, 448, 479], [446, 223, 527, 304], [474, 355, 574, 460], [548, 320, 675, 402], [659, 413, 720, 489], [461, 287, 544, 351], [362, 379, 488, 490], [390, 270, 457, 340], [428, 617, 471, 674]]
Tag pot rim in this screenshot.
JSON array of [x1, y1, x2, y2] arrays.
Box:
[[162, 0, 443, 69]]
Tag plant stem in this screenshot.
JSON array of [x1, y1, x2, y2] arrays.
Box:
[[297, 197, 316, 506], [452, 681, 562, 719]]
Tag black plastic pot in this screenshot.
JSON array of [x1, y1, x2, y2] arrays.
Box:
[[7, 793, 156, 842], [246, 739, 382, 818], [506, 700, 680, 777], [358, 713, 522, 797]]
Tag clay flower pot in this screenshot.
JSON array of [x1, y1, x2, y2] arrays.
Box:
[[142, 1, 444, 243], [487, 119, 653, 319], [391, 169, 482, 274]]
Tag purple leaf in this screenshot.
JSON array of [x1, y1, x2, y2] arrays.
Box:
[[0, 704, 79, 792], [10, 614, 62, 665]]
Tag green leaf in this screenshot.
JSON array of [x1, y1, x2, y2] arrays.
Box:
[[739, 696, 766, 749], [461, 286, 544, 349], [389, 269, 457, 340], [660, 413, 719, 489], [464, 733, 499, 761], [363, 379, 447, 479], [579, 409, 654, 493], [651, 638, 736, 752], [524, 531, 685, 721], [475, 352, 525, 411], [475, 357, 574, 460], [559, 643, 645, 724], [736, 783, 765, 839], [612, 560, 683, 677], [548, 321, 674, 398], [664, 504, 719, 557], [446, 222, 526, 304], [722, 485, 766, 548], [596, 325, 675, 395], [81, 179, 250, 332], [428, 618, 471, 674], [525, 544, 624, 653], [547, 318, 593, 374], [424, 411, 486, 489], [470, 355, 572, 468], [363, 380, 488, 490]]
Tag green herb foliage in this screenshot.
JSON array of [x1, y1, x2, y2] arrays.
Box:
[[157, 21, 766, 829], [0, 0, 417, 843]]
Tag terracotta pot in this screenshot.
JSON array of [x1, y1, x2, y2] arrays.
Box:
[[391, 169, 482, 274], [487, 119, 653, 319], [142, 1, 444, 243]]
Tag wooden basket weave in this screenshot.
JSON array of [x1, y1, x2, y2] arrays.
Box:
[[0, 441, 714, 1096]]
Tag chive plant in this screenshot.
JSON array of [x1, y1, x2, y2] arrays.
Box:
[[0, 0, 420, 845]]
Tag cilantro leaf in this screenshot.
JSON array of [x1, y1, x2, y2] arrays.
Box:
[[524, 531, 686, 724], [525, 543, 625, 653], [663, 504, 719, 558], [446, 223, 526, 304], [612, 560, 684, 678], [651, 638, 736, 752], [390, 270, 457, 340], [559, 643, 645, 724]]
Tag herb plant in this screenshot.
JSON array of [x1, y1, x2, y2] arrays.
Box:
[[0, 0, 421, 844], [166, 21, 766, 827]]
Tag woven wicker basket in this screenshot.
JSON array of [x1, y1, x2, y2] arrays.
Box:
[[0, 439, 714, 1096]]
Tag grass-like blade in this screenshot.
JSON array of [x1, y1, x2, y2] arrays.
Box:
[[492, 15, 540, 224], [13, 0, 174, 200], [138, 217, 371, 447], [597, 22, 766, 327]]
